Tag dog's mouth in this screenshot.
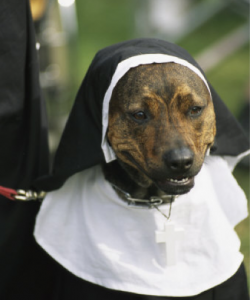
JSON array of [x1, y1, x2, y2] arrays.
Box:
[[119, 151, 196, 195], [155, 176, 195, 195]]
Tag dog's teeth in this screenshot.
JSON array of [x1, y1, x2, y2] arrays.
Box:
[[169, 177, 188, 183]]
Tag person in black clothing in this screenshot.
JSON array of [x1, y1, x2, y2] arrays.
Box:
[[0, 0, 52, 298]]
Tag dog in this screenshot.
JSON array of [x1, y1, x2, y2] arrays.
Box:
[[31, 41, 249, 299], [103, 63, 216, 200]]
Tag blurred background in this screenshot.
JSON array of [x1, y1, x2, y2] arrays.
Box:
[[30, 0, 249, 285]]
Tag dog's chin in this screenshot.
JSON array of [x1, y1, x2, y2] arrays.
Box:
[[154, 177, 195, 195], [136, 173, 195, 195], [133, 170, 196, 196]]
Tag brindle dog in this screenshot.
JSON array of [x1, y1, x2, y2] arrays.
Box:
[[103, 63, 216, 201]]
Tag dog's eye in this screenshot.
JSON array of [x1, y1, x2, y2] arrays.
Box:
[[132, 111, 147, 121], [189, 106, 202, 116]]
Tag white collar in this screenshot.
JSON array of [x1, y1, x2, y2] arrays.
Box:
[[34, 155, 248, 297]]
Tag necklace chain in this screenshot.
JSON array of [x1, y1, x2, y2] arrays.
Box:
[[153, 201, 173, 220], [112, 184, 175, 219]]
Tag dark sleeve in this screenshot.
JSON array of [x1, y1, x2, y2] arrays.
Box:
[[0, 0, 49, 190]]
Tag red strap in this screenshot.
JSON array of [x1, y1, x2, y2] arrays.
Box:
[[0, 186, 17, 200]]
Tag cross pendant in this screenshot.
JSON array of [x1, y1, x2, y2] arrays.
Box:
[[155, 221, 184, 266]]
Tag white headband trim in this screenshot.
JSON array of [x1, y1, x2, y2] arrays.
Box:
[[101, 54, 212, 163]]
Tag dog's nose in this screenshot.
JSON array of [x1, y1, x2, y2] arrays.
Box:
[[163, 147, 194, 172]]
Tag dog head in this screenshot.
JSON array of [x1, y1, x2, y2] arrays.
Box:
[[107, 63, 216, 195]]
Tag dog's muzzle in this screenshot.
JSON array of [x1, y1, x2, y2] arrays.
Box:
[[154, 147, 195, 195]]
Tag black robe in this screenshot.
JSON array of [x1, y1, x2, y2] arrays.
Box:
[[0, 0, 50, 298], [0, 2, 248, 299]]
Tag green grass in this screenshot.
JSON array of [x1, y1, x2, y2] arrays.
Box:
[[74, 0, 135, 82], [178, 5, 247, 56], [206, 44, 249, 117]]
